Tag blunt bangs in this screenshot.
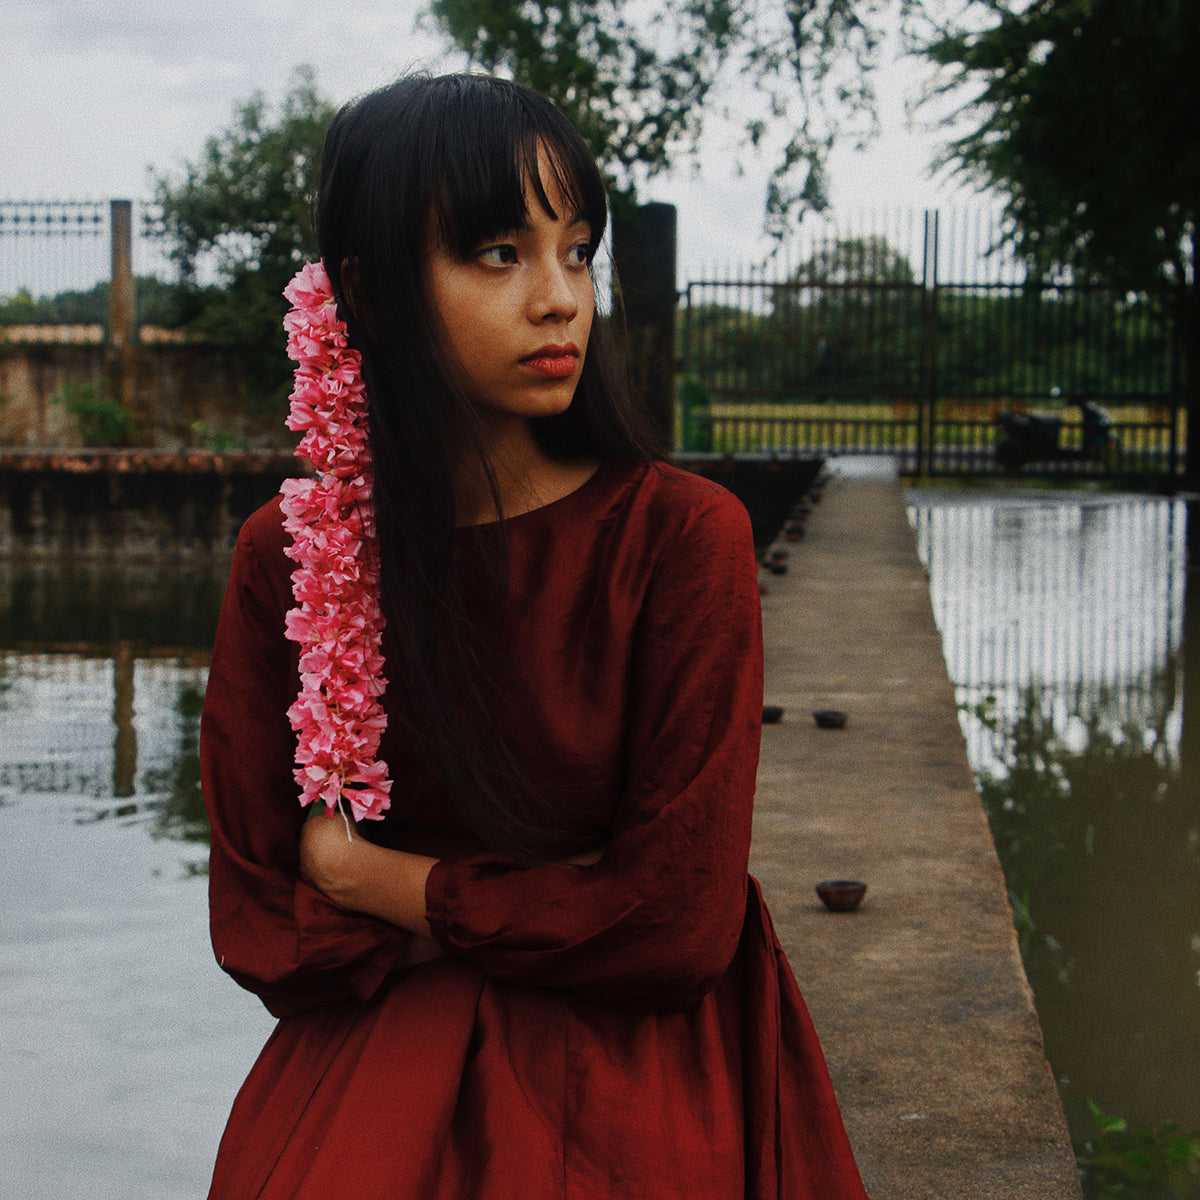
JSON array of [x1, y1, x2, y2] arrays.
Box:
[[421, 78, 609, 260], [319, 74, 609, 322]]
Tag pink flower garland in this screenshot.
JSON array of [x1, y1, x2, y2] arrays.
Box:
[[278, 260, 392, 823]]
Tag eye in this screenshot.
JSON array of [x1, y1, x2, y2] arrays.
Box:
[[566, 241, 592, 268], [477, 244, 518, 267]]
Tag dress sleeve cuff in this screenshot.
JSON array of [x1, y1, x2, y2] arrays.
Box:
[[424, 856, 456, 951]]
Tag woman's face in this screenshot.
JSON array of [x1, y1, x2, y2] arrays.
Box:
[[425, 148, 596, 427]]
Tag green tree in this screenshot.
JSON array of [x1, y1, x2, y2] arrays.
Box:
[[152, 66, 335, 409], [789, 235, 916, 285], [770, 236, 923, 395], [0, 278, 197, 328], [429, 0, 734, 213], [916, 0, 1199, 472], [428, 0, 917, 228]]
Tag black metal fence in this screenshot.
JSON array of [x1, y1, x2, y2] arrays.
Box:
[[679, 210, 1182, 480], [4, 200, 1185, 481], [0, 199, 170, 308]]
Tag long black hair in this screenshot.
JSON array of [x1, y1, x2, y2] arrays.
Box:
[[315, 73, 660, 860]]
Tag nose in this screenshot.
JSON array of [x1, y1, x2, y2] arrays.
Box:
[[528, 257, 579, 324]]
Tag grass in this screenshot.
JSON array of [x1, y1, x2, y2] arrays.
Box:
[[678, 398, 1183, 466]]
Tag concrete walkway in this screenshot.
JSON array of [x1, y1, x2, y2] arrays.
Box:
[[750, 459, 1083, 1198]]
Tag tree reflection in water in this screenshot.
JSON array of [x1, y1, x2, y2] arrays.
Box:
[[911, 489, 1200, 1198], [0, 557, 226, 852], [144, 680, 209, 845], [975, 683, 1200, 1197]]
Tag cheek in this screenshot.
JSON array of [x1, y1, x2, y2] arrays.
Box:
[[578, 282, 596, 337], [436, 290, 488, 360]]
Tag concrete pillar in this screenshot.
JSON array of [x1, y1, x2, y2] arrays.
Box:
[[107, 200, 140, 438], [611, 203, 677, 448]]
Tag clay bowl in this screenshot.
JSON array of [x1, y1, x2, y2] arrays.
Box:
[[816, 880, 867, 912], [813, 709, 847, 730]]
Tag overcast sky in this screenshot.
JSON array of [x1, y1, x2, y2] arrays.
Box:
[[2, 0, 981, 279]]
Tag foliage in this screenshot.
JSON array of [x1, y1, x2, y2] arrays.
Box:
[[963, 679, 1200, 1194], [152, 66, 335, 409], [1079, 1101, 1200, 1200], [52, 382, 135, 447], [910, 0, 1200, 474], [791, 235, 917, 285], [0, 278, 202, 328], [428, 0, 921, 227], [683, 234, 1169, 402], [916, 0, 1197, 296], [676, 376, 713, 451], [768, 235, 923, 392], [145, 682, 211, 845], [0, 289, 41, 325], [188, 419, 250, 452], [428, 0, 733, 212], [933, 288, 1173, 399]]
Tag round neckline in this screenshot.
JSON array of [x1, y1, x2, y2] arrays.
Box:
[[455, 458, 618, 532]]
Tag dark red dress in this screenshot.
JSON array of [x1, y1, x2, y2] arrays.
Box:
[[200, 459, 868, 1199]]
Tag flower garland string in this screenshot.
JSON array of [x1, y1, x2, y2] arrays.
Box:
[[278, 260, 392, 826]]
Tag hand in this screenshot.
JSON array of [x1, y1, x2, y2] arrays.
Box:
[[299, 802, 360, 902], [298, 802, 439, 938]]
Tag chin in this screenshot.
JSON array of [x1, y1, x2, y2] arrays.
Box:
[[501, 387, 580, 421]]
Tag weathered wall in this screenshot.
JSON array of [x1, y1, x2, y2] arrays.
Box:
[[0, 450, 822, 559], [0, 450, 303, 558], [0, 329, 285, 450]]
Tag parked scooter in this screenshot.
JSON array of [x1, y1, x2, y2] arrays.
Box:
[[995, 400, 1115, 472]]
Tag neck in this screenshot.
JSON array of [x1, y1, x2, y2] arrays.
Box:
[[453, 418, 596, 526]]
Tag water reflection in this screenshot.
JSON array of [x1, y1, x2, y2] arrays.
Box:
[[0, 552, 275, 1199], [0, 557, 226, 844], [0, 558, 226, 647], [910, 493, 1187, 774], [5, 504, 1199, 1191], [908, 488, 1200, 1176]]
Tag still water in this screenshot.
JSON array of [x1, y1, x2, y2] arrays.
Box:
[[2, 493, 1198, 1194], [0, 560, 276, 1199], [908, 487, 1200, 1188]]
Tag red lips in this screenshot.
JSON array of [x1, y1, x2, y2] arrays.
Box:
[[520, 343, 580, 379]]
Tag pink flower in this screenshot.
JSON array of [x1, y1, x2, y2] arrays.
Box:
[[279, 260, 392, 822]]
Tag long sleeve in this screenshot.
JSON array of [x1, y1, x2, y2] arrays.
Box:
[[200, 502, 412, 1018], [424, 480, 763, 1010]]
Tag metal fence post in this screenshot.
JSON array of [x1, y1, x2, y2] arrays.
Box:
[[916, 210, 940, 476], [926, 211, 940, 476]]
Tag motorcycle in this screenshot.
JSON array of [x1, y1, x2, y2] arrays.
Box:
[[995, 400, 1115, 472]]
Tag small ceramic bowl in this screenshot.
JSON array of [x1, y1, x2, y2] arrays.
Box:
[[816, 880, 867, 912], [813, 709, 847, 729]]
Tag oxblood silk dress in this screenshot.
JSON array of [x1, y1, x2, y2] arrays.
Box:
[[200, 458, 869, 1199]]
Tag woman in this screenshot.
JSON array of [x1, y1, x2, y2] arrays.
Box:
[[200, 72, 869, 1199]]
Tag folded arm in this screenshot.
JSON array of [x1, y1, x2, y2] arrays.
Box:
[[201, 510, 416, 1017], [299, 490, 764, 1011]]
